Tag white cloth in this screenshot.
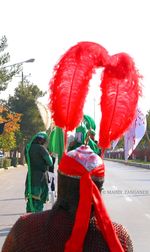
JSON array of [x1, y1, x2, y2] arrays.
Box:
[[124, 108, 147, 160]]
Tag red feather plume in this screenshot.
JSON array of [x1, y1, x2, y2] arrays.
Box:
[[99, 53, 142, 149], [49, 42, 109, 132]]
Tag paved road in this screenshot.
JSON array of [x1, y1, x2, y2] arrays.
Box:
[[103, 160, 150, 252], [0, 161, 150, 251]]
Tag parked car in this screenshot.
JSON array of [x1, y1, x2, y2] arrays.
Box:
[[0, 151, 4, 158]]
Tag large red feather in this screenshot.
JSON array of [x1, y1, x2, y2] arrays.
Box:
[[49, 42, 109, 132], [99, 53, 141, 149]]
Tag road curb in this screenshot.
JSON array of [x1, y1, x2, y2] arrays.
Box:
[[104, 158, 150, 169]]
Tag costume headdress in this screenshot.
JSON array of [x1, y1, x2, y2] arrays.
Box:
[[83, 114, 96, 131], [48, 41, 141, 252]]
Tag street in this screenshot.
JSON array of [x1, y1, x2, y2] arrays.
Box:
[[103, 161, 150, 252], [0, 161, 150, 251]]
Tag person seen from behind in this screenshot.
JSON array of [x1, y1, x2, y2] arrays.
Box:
[[24, 131, 53, 213]]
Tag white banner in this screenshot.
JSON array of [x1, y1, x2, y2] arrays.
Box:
[[124, 108, 147, 160], [36, 100, 51, 130], [112, 138, 120, 150]]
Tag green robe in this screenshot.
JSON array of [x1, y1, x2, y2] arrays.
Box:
[[25, 142, 53, 212]]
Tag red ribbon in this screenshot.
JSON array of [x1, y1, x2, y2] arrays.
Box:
[[59, 154, 124, 252]]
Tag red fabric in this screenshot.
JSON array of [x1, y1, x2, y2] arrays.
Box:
[[59, 154, 124, 252], [99, 53, 141, 149]]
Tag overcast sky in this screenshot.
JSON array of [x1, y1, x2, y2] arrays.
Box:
[[0, 0, 150, 116]]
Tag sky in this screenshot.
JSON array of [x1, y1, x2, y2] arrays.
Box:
[[0, 0, 150, 122]]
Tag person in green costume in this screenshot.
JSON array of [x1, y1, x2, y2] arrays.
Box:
[[68, 123, 87, 151], [25, 132, 53, 213], [86, 128, 101, 155], [68, 115, 101, 155]]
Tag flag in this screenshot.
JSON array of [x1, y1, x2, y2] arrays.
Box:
[[112, 138, 120, 150], [48, 127, 64, 163], [36, 100, 51, 130], [124, 108, 147, 160]]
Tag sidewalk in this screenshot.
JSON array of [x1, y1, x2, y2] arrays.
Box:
[[0, 158, 58, 251], [0, 165, 26, 250], [0, 165, 54, 250]]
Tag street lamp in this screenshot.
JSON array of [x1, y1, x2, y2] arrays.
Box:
[[0, 58, 35, 70], [0, 58, 35, 94], [19, 58, 35, 86]]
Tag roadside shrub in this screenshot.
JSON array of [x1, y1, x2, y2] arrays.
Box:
[[3, 158, 11, 169], [0, 158, 4, 168]]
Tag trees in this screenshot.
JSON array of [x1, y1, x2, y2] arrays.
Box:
[[0, 35, 47, 164], [0, 35, 20, 91], [0, 103, 21, 151], [8, 80, 46, 139], [145, 110, 150, 146], [8, 80, 46, 163]]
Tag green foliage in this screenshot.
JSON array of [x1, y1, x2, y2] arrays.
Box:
[[0, 132, 17, 151], [0, 158, 4, 168], [0, 101, 21, 151], [8, 81, 46, 144], [146, 110, 150, 133], [0, 157, 11, 169], [3, 158, 11, 169], [0, 35, 21, 91]]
